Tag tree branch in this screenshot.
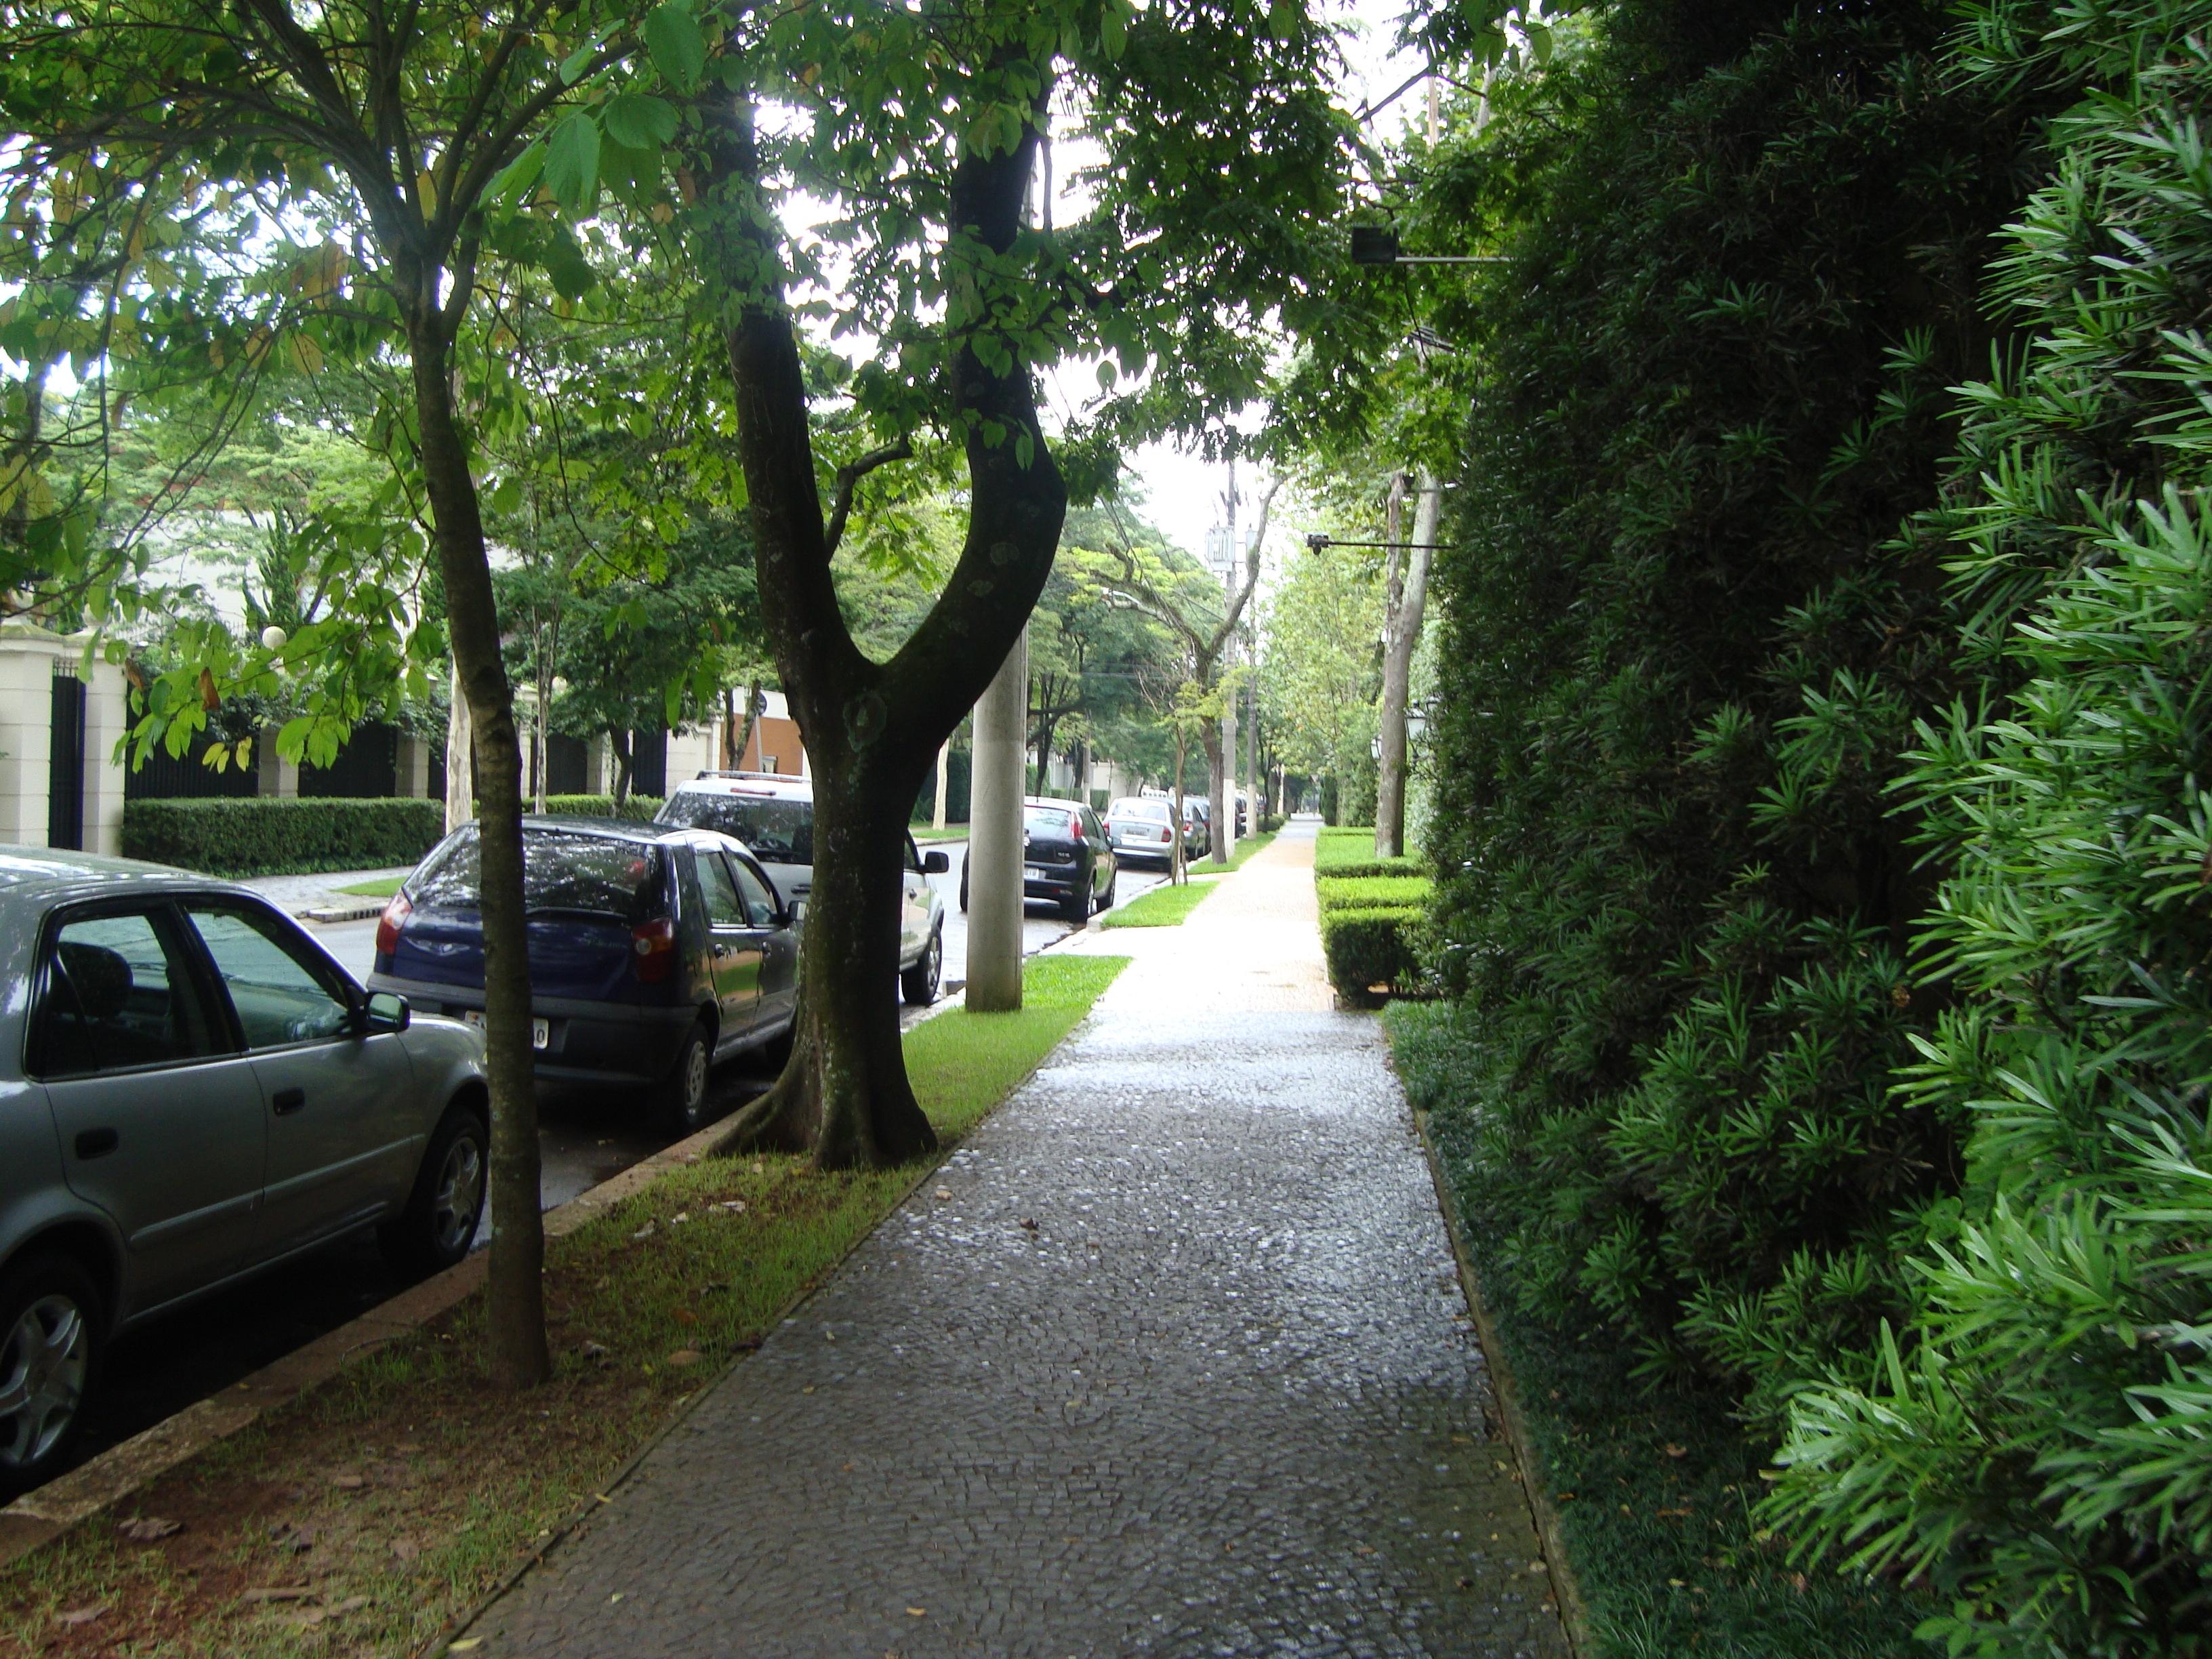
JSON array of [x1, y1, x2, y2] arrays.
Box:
[[822, 439, 913, 558]]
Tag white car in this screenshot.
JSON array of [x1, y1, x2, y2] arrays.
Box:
[[655, 773, 949, 1005]]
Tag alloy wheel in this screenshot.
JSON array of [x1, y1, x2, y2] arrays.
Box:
[[0, 1294, 87, 1471], [430, 1134, 485, 1256]]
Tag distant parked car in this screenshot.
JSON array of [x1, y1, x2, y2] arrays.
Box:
[[960, 798, 1117, 922], [370, 817, 799, 1132], [0, 846, 489, 1493], [654, 773, 947, 1003], [1105, 796, 1176, 867]]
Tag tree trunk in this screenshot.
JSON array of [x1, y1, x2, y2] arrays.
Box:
[[407, 316, 549, 1391], [713, 770, 935, 1164], [445, 656, 472, 835], [1202, 712, 1227, 867], [1172, 727, 1191, 886], [1376, 472, 1439, 859], [609, 724, 632, 805], [735, 677, 762, 771], [695, 85, 1064, 1170]]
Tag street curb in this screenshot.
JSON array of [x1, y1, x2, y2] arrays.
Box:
[[1408, 1099, 1594, 1658], [0, 1104, 744, 1574], [299, 900, 387, 924]]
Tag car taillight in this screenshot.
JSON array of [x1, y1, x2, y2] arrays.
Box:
[[1070, 817, 1084, 842], [375, 892, 412, 957], [631, 916, 677, 984]]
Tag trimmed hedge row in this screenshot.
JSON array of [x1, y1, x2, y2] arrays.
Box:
[[541, 794, 663, 821], [124, 798, 447, 878], [1317, 874, 1432, 914], [1314, 826, 1424, 880]]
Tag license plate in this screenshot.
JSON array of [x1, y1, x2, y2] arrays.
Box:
[[1025, 865, 1050, 880], [464, 1009, 548, 1050]]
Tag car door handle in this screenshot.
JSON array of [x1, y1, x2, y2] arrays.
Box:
[[272, 1087, 308, 1116], [74, 1128, 118, 1160]]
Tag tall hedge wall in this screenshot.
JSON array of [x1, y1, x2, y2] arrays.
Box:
[[123, 798, 446, 877]]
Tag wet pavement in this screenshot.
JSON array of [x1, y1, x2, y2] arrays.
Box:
[[464, 821, 1570, 1658]]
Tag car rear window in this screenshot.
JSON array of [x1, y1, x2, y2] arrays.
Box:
[[1024, 806, 1073, 834], [657, 792, 813, 864], [1111, 799, 1170, 823], [411, 827, 666, 922]]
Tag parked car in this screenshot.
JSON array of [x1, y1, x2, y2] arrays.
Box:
[[959, 797, 1117, 922], [370, 817, 799, 1132], [654, 773, 947, 1004], [0, 845, 489, 1492], [1104, 796, 1177, 867]]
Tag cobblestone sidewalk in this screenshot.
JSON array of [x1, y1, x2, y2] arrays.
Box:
[[464, 822, 1570, 1658]]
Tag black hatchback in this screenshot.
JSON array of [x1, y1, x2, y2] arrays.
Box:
[[959, 797, 1117, 923], [369, 817, 800, 1132]]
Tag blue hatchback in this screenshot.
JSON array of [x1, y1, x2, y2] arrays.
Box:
[[367, 817, 800, 1132]]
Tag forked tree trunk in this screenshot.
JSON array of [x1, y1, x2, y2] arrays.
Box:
[[407, 317, 549, 1390], [695, 81, 1064, 1171]]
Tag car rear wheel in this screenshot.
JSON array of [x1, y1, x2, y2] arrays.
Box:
[[1059, 882, 1088, 925], [1095, 872, 1117, 912], [381, 1105, 488, 1279], [901, 925, 943, 1006], [0, 1252, 100, 1496], [659, 1021, 715, 1135]]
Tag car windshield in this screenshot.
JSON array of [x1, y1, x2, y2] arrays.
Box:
[[1111, 799, 1170, 823], [411, 827, 665, 922], [657, 792, 813, 863], [1025, 806, 1074, 834]]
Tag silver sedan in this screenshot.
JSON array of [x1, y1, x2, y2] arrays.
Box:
[[0, 846, 489, 1494]]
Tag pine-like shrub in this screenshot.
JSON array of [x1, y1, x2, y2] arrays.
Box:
[[1767, 5, 2212, 1648], [1418, 0, 2045, 1401]]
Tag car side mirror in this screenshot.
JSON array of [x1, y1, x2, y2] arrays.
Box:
[[923, 850, 950, 874], [787, 899, 808, 928], [361, 991, 411, 1035]]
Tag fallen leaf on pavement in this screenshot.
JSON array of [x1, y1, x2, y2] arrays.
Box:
[[329, 1471, 366, 1490], [933, 1187, 951, 1202], [1019, 1217, 1039, 1231], [666, 1349, 699, 1367], [56, 1605, 106, 1628], [391, 1538, 420, 1562], [1664, 1443, 1687, 1458], [630, 1221, 656, 1241], [116, 1516, 182, 1542], [906, 1607, 926, 1617]]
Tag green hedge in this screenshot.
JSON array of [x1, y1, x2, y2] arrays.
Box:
[[1316, 874, 1432, 914], [1319, 905, 1424, 1008], [1314, 827, 1424, 880], [541, 794, 663, 821], [124, 798, 447, 878]]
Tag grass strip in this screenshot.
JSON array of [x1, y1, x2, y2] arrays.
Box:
[[1385, 1000, 1928, 1659], [333, 876, 406, 899], [1, 954, 1127, 1658], [1097, 876, 1221, 928], [909, 825, 968, 844]]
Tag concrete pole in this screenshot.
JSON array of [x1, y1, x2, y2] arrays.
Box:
[[1212, 459, 1237, 867], [966, 625, 1028, 1012], [445, 656, 473, 833], [932, 737, 951, 831]]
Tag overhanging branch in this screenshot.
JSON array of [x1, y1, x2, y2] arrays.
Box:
[[823, 439, 913, 559]]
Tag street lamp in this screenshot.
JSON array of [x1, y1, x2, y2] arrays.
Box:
[[1349, 226, 1504, 266]]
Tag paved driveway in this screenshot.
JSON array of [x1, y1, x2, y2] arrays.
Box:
[[462, 823, 1569, 1657]]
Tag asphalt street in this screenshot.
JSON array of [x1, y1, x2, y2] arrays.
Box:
[[62, 838, 1172, 1482]]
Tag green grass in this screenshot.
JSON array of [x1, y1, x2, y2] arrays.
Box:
[[0, 953, 1127, 1657], [1385, 1000, 1929, 1659], [1316, 873, 1431, 913], [1098, 875, 1222, 928], [1314, 826, 1422, 880], [909, 824, 968, 844], [334, 875, 406, 898]]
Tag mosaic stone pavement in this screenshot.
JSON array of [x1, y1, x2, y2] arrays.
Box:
[[464, 825, 1570, 1658]]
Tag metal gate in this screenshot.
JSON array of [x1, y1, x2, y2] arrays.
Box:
[[47, 665, 85, 851]]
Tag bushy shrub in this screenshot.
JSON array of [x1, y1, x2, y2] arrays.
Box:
[[1319, 905, 1423, 1006], [124, 797, 446, 876], [1765, 7, 2212, 1648]]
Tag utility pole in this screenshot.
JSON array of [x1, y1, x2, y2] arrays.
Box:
[[967, 626, 1028, 1011], [932, 736, 951, 832], [1213, 457, 1238, 867]]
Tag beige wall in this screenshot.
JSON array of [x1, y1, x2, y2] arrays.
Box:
[[0, 624, 128, 856]]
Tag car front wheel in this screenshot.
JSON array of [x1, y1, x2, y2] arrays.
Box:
[[0, 1252, 101, 1496], [658, 1021, 716, 1135], [381, 1105, 489, 1279], [901, 925, 943, 1006]]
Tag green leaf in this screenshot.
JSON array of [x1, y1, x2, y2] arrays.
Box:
[[544, 112, 602, 213], [488, 476, 523, 516], [604, 91, 678, 150], [644, 3, 705, 94], [559, 42, 598, 85], [1267, 0, 1298, 41], [489, 141, 546, 206]]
